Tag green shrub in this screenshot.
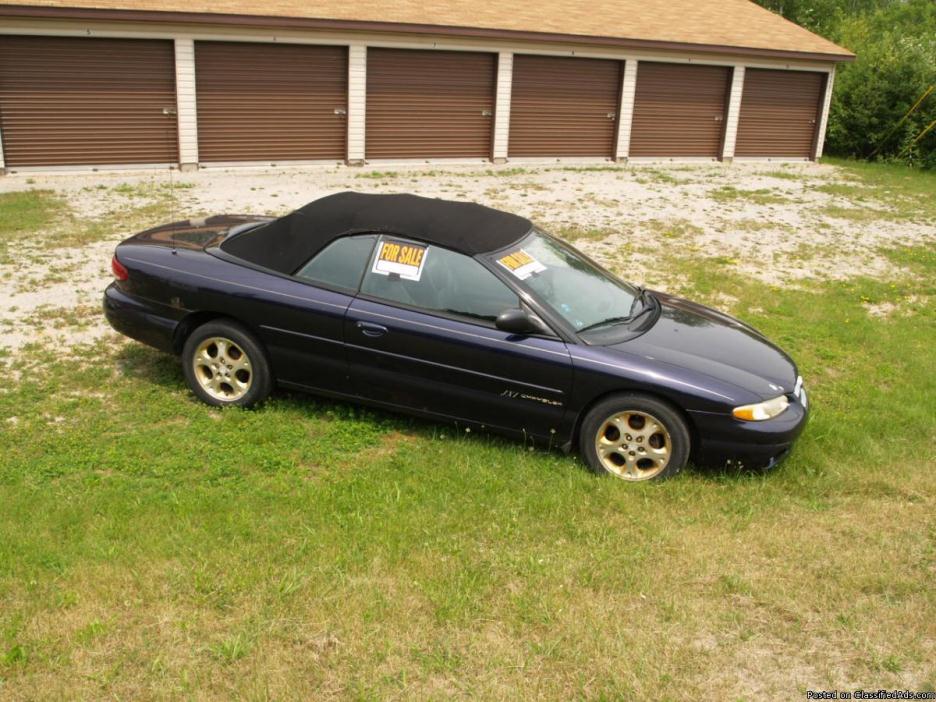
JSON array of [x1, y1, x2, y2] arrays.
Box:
[[755, 0, 936, 169], [829, 2, 936, 168]]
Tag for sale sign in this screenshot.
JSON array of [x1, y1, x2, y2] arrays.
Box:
[[372, 240, 428, 281], [497, 249, 546, 280]]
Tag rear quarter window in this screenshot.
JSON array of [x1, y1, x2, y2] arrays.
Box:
[[294, 234, 377, 291]]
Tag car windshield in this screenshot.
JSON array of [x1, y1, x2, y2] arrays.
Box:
[[490, 230, 640, 333]]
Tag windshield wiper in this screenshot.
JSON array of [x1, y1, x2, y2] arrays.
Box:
[[631, 286, 657, 316], [577, 289, 652, 334], [577, 315, 633, 333]]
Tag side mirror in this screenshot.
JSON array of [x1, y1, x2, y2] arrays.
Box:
[[495, 308, 543, 335]]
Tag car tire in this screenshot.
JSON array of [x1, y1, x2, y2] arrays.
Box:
[[579, 393, 690, 481], [182, 319, 272, 408]]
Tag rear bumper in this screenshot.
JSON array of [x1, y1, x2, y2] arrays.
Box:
[[103, 283, 180, 353], [689, 398, 808, 470]]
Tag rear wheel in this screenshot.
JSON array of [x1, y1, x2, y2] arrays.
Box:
[[182, 320, 272, 408], [579, 394, 690, 481]]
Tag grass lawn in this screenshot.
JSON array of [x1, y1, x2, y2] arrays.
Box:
[[0, 163, 934, 699], [0, 190, 65, 264]]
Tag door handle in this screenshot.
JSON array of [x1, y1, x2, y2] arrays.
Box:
[[356, 321, 388, 338]]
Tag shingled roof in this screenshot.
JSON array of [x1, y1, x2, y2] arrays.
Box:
[[0, 0, 854, 61]]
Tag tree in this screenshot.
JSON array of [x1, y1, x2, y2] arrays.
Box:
[[754, 0, 884, 35]]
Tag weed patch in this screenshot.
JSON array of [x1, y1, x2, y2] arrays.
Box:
[[710, 186, 791, 205]]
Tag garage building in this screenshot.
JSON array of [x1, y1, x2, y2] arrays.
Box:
[[0, 0, 853, 172]]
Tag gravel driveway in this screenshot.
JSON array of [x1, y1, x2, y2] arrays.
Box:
[[1, 161, 932, 354]]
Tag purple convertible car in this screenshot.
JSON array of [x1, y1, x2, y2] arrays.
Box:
[[105, 192, 808, 481]]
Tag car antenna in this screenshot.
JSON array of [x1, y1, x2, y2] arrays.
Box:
[[169, 163, 178, 255], [164, 106, 178, 255]]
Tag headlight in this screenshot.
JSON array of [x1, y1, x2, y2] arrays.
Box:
[[733, 395, 790, 421]]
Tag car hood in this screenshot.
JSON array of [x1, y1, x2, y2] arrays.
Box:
[[604, 292, 798, 401]]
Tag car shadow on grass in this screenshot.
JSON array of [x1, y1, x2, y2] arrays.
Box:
[[113, 342, 565, 452], [689, 461, 783, 482], [114, 342, 186, 389], [114, 343, 770, 483]]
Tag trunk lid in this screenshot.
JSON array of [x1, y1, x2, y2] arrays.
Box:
[[124, 214, 272, 251]]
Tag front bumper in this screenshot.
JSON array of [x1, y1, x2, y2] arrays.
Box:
[[689, 392, 809, 470]]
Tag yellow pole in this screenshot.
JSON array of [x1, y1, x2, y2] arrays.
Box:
[[869, 85, 934, 158], [896, 119, 936, 159]]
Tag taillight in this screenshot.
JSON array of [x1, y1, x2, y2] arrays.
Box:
[[111, 255, 129, 281]]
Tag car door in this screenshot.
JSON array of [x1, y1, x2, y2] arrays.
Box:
[[344, 236, 573, 439], [247, 234, 377, 395]]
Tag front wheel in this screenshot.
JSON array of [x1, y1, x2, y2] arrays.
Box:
[[182, 320, 272, 408], [579, 394, 690, 481]]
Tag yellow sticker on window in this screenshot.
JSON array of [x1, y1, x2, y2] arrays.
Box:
[[497, 249, 546, 280], [372, 240, 428, 281]]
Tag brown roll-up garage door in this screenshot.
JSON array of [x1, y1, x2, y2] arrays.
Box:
[[195, 42, 347, 163], [735, 69, 825, 159], [0, 36, 177, 168], [366, 48, 495, 159], [509, 55, 621, 158], [630, 62, 731, 158]]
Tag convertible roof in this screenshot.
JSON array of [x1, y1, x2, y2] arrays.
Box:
[[220, 191, 533, 273]]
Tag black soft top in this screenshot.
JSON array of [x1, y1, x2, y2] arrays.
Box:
[[220, 191, 533, 274]]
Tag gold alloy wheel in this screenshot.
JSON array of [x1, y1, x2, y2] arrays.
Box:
[[594, 410, 672, 480], [192, 336, 252, 402]]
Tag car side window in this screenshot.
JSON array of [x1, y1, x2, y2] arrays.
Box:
[[294, 234, 377, 290], [361, 238, 519, 324]]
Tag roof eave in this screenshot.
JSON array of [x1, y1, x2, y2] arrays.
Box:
[[0, 4, 856, 62]]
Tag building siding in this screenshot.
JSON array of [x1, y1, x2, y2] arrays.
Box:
[[721, 65, 745, 160], [814, 65, 835, 160], [347, 43, 366, 162], [0, 18, 841, 70], [0, 19, 838, 170], [492, 51, 513, 160], [615, 59, 638, 160], [174, 37, 198, 165]]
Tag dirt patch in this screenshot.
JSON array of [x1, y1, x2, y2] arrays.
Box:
[[863, 294, 928, 319]]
